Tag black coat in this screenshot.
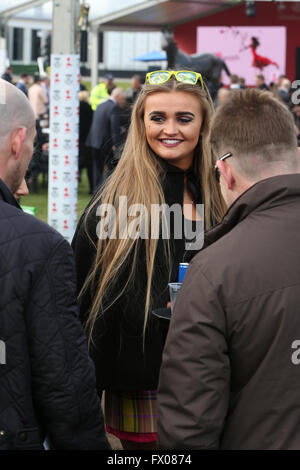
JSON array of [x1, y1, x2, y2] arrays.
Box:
[[79, 101, 93, 145], [86, 98, 121, 154], [72, 159, 203, 391], [0, 180, 110, 450]]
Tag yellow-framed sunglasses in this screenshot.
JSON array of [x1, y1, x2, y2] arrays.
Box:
[[145, 70, 204, 89]]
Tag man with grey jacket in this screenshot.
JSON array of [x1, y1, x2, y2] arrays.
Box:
[[158, 89, 300, 450]]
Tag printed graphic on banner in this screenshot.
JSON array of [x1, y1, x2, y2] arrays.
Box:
[[197, 26, 286, 86], [48, 54, 80, 242]]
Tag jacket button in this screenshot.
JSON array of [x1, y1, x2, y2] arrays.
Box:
[[0, 430, 5, 437], [19, 432, 27, 441]]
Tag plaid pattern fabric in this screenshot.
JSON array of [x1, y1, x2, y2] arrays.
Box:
[[105, 390, 157, 434]]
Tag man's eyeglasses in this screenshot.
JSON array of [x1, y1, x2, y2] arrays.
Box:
[[214, 152, 232, 183], [145, 70, 204, 89]]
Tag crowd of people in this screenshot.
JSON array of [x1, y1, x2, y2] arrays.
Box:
[[1, 64, 300, 451], [218, 72, 300, 143]]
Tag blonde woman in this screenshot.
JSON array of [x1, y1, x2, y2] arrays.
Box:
[[72, 70, 226, 450]]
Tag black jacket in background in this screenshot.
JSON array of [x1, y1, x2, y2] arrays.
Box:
[[0, 179, 110, 450], [86, 98, 121, 155], [79, 100, 93, 144]]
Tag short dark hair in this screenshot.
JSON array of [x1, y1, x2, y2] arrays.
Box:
[[33, 73, 41, 83], [230, 74, 239, 84]]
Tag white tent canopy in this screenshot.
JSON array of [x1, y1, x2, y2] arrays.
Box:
[[0, 0, 241, 30]]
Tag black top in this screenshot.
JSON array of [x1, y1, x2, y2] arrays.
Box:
[[72, 158, 203, 391]]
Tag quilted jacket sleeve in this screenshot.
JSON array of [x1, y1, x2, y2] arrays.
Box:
[[24, 237, 110, 450], [157, 262, 230, 450]]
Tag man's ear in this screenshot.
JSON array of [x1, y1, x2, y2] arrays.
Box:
[[217, 159, 235, 190], [10, 127, 27, 160]]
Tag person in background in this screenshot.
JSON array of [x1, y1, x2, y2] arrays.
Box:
[[215, 87, 230, 107], [90, 73, 116, 111], [41, 75, 51, 106], [277, 74, 287, 88], [72, 69, 226, 450], [16, 73, 31, 96], [125, 74, 142, 106], [85, 87, 127, 192], [79, 90, 94, 194], [1, 66, 13, 84], [277, 77, 292, 107], [158, 89, 300, 450], [255, 74, 269, 91], [28, 74, 48, 120], [239, 77, 246, 89], [229, 74, 241, 90], [0, 79, 110, 450]]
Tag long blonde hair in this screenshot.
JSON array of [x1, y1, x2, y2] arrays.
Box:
[[81, 78, 226, 341]]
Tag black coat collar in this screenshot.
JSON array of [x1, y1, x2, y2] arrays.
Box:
[[0, 178, 22, 210]]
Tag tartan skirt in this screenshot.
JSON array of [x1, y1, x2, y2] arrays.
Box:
[[104, 390, 157, 442]]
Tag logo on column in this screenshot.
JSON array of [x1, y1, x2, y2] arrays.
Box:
[[51, 219, 58, 230], [53, 57, 62, 68], [65, 123, 71, 134], [54, 73, 60, 84], [51, 203, 58, 213], [52, 170, 58, 182], [63, 219, 69, 230], [51, 154, 59, 166], [52, 138, 59, 149], [64, 187, 70, 199], [64, 106, 72, 117], [65, 90, 71, 101], [66, 57, 72, 68], [63, 139, 71, 150], [64, 155, 70, 166], [53, 90, 61, 101], [63, 204, 71, 215], [54, 105, 60, 117], [65, 74, 73, 85], [63, 171, 71, 183], [52, 187, 59, 198], [53, 122, 60, 133]]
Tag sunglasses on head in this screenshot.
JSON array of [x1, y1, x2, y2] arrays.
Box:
[[145, 70, 204, 89], [214, 152, 232, 183]]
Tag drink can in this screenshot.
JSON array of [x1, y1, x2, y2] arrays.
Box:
[[178, 262, 189, 283]]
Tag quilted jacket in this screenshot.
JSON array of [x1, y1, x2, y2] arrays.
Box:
[[0, 179, 110, 450]]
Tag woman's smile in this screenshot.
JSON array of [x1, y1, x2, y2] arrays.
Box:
[[144, 90, 203, 170]]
